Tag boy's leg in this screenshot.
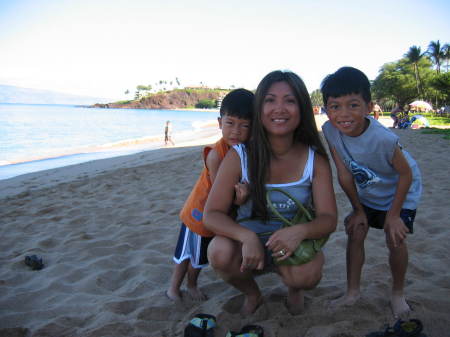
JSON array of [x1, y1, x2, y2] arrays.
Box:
[[167, 259, 189, 300], [186, 264, 207, 301], [184, 233, 212, 301], [346, 224, 368, 299], [332, 219, 368, 307], [208, 235, 262, 315], [387, 238, 410, 317]]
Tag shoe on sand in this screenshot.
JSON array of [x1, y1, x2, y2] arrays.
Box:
[[24, 255, 44, 270], [184, 313, 216, 337]]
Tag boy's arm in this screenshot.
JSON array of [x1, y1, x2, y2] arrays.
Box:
[[329, 146, 367, 233], [205, 148, 221, 184], [206, 148, 249, 205], [385, 146, 412, 247]]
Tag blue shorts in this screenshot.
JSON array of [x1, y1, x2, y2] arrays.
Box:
[[173, 223, 212, 268], [361, 205, 416, 234]]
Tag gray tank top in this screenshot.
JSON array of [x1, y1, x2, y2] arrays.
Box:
[[233, 144, 315, 234]]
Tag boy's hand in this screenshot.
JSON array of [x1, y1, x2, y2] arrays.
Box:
[[234, 182, 249, 206], [345, 209, 368, 235], [384, 215, 409, 247]]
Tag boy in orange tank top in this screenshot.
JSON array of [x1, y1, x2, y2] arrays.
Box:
[[166, 88, 254, 301]]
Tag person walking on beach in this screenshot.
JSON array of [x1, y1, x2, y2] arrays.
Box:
[[164, 120, 175, 146], [372, 102, 382, 120], [204, 70, 337, 315], [320, 66, 422, 318], [166, 89, 254, 301]]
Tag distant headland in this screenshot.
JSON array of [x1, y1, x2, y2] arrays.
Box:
[[92, 88, 230, 110]]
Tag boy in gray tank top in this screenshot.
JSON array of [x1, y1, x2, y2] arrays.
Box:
[[320, 67, 422, 318]]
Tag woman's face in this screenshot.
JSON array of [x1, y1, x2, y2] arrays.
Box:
[[261, 81, 300, 137]]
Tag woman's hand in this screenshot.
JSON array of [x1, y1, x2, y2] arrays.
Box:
[[266, 226, 306, 262], [240, 232, 265, 272]]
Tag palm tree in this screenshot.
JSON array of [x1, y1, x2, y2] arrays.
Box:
[[443, 44, 450, 72], [427, 40, 445, 74], [405, 45, 424, 97]]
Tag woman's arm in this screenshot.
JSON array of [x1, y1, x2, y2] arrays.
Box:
[[204, 149, 265, 270]]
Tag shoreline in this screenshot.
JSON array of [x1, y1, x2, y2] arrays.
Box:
[[0, 115, 420, 183], [0, 121, 221, 181]]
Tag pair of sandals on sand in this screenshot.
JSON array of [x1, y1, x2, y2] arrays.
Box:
[[184, 313, 263, 337], [366, 318, 427, 337]]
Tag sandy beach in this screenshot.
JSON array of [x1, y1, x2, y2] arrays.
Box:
[[1, 116, 449, 337]]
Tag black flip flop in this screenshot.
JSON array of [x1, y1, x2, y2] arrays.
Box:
[[393, 319, 426, 337], [24, 255, 44, 270], [226, 324, 264, 337], [365, 318, 426, 337], [184, 313, 216, 337]]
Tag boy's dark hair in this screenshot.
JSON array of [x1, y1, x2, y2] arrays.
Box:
[[321, 66, 371, 105], [219, 88, 254, 120]]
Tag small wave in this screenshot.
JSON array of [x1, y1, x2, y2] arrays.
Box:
[[0, 160, 12, 166], [192, 119, 219, 129]]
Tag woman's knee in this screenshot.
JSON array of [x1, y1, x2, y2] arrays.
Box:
[[207, 236, 240, 270]]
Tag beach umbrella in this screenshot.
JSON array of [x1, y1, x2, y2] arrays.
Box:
[[409, 100, 433, 111]]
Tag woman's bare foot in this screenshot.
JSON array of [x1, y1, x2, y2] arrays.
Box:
[[187, 286, 208, 301], [286, 289, 304, 315], [241, 293, 263, 316], [166, 289, 182, 301], [391, 292, 411, 318], [330, 291, 361, 308]]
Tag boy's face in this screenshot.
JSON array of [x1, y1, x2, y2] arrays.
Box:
[[218, 115, 251, 146], [325, 93, 373, 137]]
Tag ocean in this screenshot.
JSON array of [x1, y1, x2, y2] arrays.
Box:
[[0, 103, 219, 180]]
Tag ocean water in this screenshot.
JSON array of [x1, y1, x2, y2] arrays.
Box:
[[0, 103, 219, 180]]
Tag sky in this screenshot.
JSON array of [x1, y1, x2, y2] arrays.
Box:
[[1, 0, 449, 101]]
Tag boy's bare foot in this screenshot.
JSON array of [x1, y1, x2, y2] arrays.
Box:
[[241, 293, 263, 316], [330, 292, 360, 308], [391, 293, 411, 318], [286, 289, 304, 315], [187, 286, 208, 301], [165, 289, 182, 301]]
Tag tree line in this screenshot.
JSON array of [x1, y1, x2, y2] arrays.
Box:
[[310, 40, 449, 111], [373, 40, 449, 110]]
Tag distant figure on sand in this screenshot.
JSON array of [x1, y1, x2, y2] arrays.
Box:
[[372, 103, 382, 120], [390, 105, 402, 128], [204, 70, 337, 315], [321, 66, 422, 318], [166, 89, 254, 301], [164, 120, 175, 146]]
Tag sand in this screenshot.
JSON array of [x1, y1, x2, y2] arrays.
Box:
[[1, 116, 449, 337]]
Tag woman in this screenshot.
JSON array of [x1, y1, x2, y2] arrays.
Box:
[[204, 70, 337, 315]]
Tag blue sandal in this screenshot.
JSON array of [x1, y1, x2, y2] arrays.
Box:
[[365, 319, 426, 337], [226, 324, 264, 337], [184, 313, 216, 337]]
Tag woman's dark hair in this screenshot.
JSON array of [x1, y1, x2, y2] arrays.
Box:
[[321, 66, 371, 105], [248, 70, 328, 220]]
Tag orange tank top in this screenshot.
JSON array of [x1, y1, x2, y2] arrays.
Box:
[[179, 138, 229, 237]]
